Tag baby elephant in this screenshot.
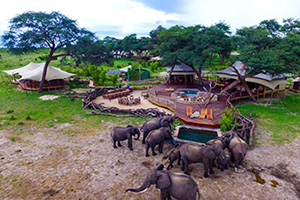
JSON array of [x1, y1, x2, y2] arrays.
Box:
[[111, 125, 140, 151], [166, 144, 181, 170], [145, 127, 174, 157]]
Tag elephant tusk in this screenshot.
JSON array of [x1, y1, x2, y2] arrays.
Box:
[[137, 188, 148, 194]]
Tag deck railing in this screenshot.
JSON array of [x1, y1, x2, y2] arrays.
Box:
[[148, 93, 176, 112]]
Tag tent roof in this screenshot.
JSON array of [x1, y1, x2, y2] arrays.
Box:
[[120, 65, 132, 72], [107, 70, 121, 75], [4, 62, 42, 75], [292, 77, 300, 82], [215, 61, 289, 81], [119, 65, 149, 73], [166, 62, 197, 73], [3, 62, 75, 81], [214, 61, 290, 90]]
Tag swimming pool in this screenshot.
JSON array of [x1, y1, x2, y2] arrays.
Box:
[[174, 125, 219, 144], [177, 89, 200, 96]]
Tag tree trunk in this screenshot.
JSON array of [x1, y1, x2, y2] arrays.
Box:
[[39, 48, 55, 93], [220, 54, 225, 65], [219, 67, 257, 102], [209, 53, 214, 66], [166, 64, 175, 86]]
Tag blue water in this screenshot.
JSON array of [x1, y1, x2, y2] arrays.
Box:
[[178, 89, 199, 96], [177, 127, 218, 143]]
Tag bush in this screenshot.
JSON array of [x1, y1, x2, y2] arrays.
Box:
[[219, 105, 238, 132], [88, 65, 107, 86], [111, 75, 119, 86]]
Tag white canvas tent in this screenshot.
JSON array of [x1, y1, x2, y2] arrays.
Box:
[[3, 62, 75, 81], [214, 61, 289, 90]]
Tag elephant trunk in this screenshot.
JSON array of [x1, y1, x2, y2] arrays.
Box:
[[126, 180, 150, 193], [134, 131, 140, 140]]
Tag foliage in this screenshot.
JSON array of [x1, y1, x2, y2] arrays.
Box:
[[127, 65, 141, 81], [149, 61, 160, 71], [219, 105, 238, 132], [88, 65, 107, 86], [111, 75, 119, 86], [1, 11, 109, 92], [153, 22, 233, 68], [235, 19, 300, 76]]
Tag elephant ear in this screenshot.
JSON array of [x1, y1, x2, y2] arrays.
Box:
[[203, 146, 217, 159], [156, 171, 171, 189], [159, 118, 168, 127]]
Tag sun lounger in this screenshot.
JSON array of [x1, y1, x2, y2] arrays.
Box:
[[199, 109, 207, 119], [207, 109, 213, 120], [186, 106, 193, 117]]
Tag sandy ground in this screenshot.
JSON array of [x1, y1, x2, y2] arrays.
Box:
[[0, 119, 299, 200], [93, 90, 173, 115]]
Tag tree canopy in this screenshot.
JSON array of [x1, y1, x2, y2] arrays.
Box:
[[1, 11, 107, 92]]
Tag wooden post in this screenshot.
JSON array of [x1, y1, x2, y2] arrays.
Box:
[[271, 90, 274, 98], [263, 86, 266, 99]]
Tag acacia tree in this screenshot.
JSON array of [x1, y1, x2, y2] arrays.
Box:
[[2, 11, 96, 92], [153, 23, 233, 85]]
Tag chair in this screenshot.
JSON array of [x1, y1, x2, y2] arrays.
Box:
[[207, 109, 213, 120], [199, 109, 207, 119], [186, 106, 193, 117]]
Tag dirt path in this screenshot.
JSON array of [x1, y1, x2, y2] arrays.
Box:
[[0, 123, 299, 200]]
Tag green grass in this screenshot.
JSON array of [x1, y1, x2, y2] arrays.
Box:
[[1, 49, 300, 145], [0, 50, 148, 134], [237, 93, 300, 145]]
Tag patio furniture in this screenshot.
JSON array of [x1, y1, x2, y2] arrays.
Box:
[[186, 106, 193, 117], [207, 109, 213, 120], [199, 109, 207, 119], [142, 92, 149, 99]]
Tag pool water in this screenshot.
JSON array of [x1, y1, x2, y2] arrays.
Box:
[[177, 127, 218, 143], [177, 89, 199, 96]]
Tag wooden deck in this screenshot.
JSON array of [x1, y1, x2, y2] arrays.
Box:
[[147, 83, 227, 128]]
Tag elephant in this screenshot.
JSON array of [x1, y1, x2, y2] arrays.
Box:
[[206, 137, 227, 149], [141, 116, 178, 144], [126, 164, 200, 200], [110, 125, 140, 151], [145, 127, 174, 157], [206, 138, 230, 169], [222, 132, 248, 168], [179, 143, 226, 178], [166, 144, 181, 170]]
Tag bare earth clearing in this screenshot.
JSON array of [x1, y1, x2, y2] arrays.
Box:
[[0, 120, 299, 200]]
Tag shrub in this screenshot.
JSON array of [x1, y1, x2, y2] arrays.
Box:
[[88, 65, 101, 85], [111, 75, 119, 86], [6, 109, 14, 114], [219, 105, 238, 132], [9, 115, 16, 120]]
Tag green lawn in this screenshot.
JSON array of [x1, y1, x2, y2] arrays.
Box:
[[0, 50, 148, 134], [237, 93, 300, 145]]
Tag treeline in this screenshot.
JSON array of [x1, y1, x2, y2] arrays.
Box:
[[2, 11, 300, 92], [101, 19, 300, 77]]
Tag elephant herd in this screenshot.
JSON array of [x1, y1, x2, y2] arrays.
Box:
[[110, 116, 249, 200]]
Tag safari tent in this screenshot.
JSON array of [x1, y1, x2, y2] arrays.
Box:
[[119, 65, 150, 81], [3, 62, 75, 90], [166, 62, 198, 85], [215, 61, 288, 90], [214, 61, 289, 99], [291, 77, 300, 93]]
